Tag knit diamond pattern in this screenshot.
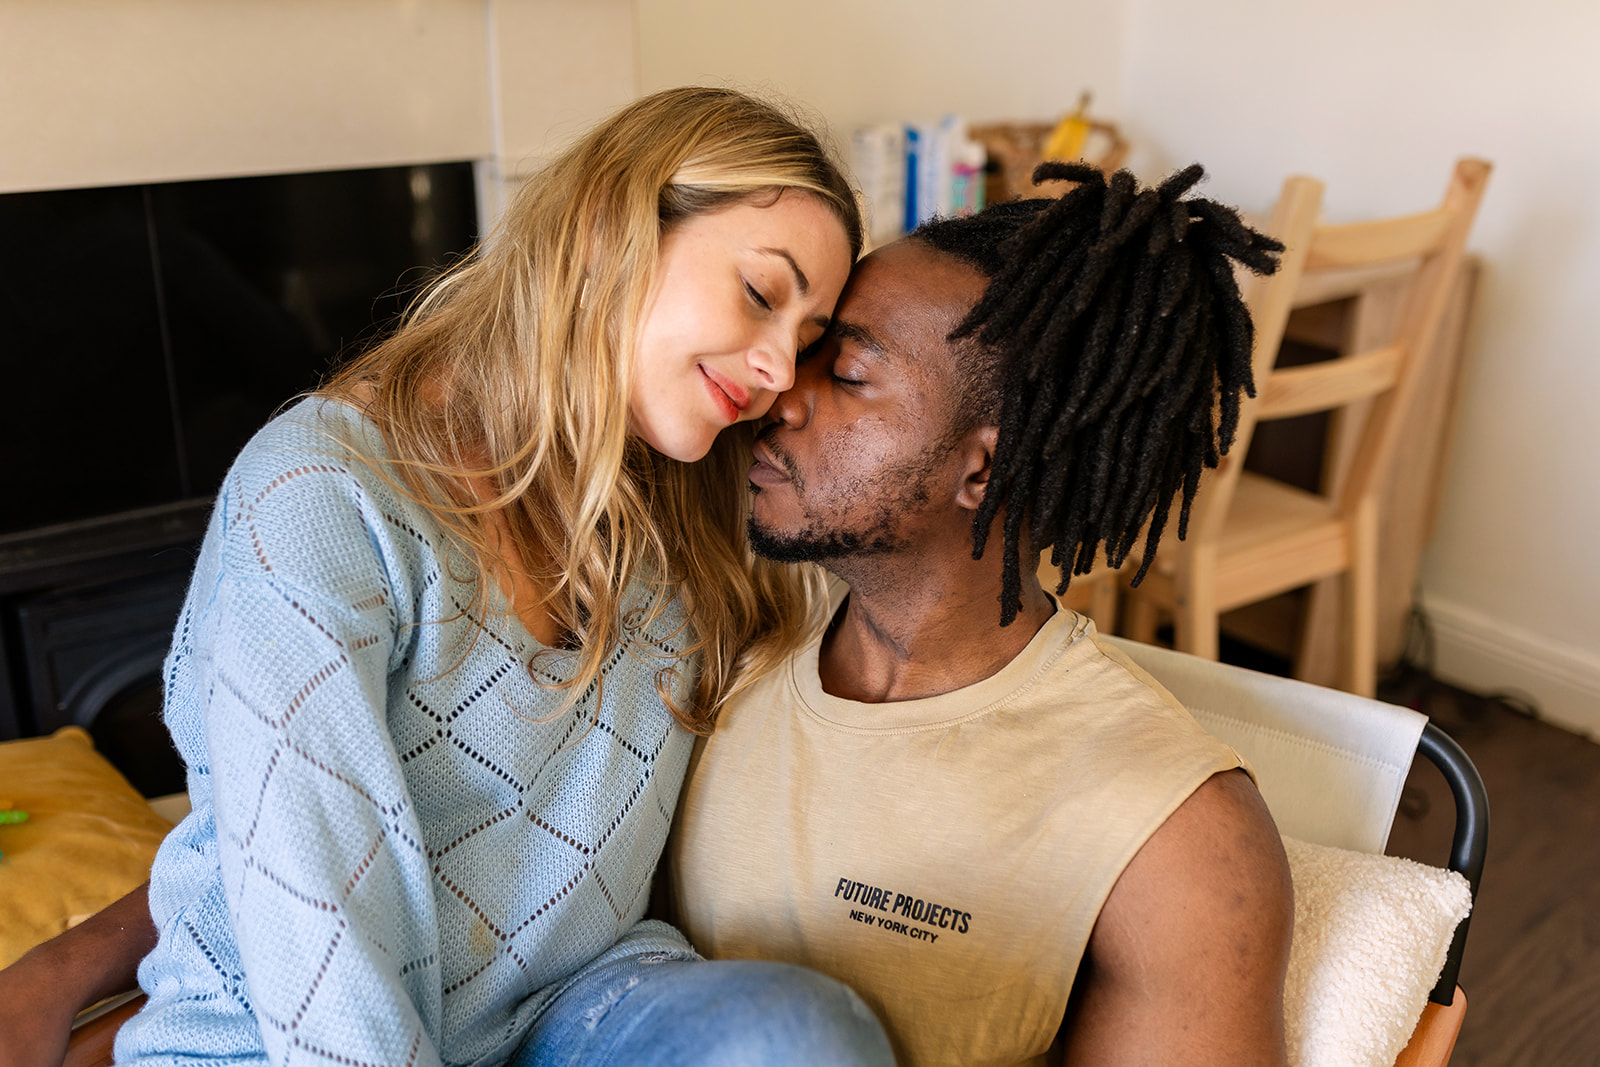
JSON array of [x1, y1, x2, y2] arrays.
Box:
[[116, 399, 695, 1067]]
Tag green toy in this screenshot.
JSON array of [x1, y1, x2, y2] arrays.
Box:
[[0, 807, 26, 858]]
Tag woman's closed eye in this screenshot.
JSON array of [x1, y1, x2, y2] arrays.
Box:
[[743, 279, 773, 311]]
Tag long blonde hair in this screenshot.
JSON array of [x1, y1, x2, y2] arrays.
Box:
[[322, 87, 863, 733]]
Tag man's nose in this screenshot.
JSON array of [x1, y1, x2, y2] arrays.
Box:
[[767, 358, 820, 428]]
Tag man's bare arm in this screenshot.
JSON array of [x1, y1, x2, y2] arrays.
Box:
[[0, 883, 155, 1067], [1062, 770, 1294, 1067]]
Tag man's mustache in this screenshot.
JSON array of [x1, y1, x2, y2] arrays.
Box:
[[753, 424, 800, 483]]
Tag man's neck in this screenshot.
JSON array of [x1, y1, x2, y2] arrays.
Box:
[[817, 548, 1057, 704]]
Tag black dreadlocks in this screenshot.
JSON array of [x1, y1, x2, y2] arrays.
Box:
[[913, 162, 1282, 625]]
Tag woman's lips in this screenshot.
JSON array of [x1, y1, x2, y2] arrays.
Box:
[[699, 364, 749, 424]]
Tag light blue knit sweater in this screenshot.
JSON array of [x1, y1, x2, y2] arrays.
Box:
[[115, 399, 696, 1067]]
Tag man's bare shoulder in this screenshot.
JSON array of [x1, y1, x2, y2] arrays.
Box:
[[1063, 769, 1294, 1067]]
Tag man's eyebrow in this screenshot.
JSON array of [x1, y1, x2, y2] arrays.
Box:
[[832, 319, 888, 359], [755, 247, 810, 295]]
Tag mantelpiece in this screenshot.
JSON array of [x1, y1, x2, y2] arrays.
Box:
[[0, 0, 637, 223]]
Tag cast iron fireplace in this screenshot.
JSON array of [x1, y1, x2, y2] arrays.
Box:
[[0, 162, 477, 794]]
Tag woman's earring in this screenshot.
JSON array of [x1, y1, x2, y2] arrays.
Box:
[[579, 278, 592, 310]]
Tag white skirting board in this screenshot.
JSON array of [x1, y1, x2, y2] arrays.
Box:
[[1421, 594, 1600, 742]]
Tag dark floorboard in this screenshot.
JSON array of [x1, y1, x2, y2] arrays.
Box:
[[1379, 671, 1600, 1066]]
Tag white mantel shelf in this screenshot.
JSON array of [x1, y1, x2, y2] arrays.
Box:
[[0, 0, 635, 217]]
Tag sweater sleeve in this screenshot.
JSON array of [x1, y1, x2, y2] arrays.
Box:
[[200, 456, 445, 1067]]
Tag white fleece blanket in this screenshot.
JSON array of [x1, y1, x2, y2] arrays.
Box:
[[1283, 836, 1473, 1067]]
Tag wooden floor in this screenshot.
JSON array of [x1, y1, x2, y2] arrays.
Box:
[[1378, 670, 1600, 1067]]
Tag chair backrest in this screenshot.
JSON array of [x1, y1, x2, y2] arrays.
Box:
[[1187, 160, 1491, 541], [1266, 160, 1489, 518], [1101, 634, 1426, 853], [1185, 174, 1323, 543]]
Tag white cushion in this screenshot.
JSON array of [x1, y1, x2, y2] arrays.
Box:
[[1283, 836, 1472, 1067], [1101, 636, 1427, 854]]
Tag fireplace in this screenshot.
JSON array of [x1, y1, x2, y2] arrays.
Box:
[[0, 162, 478, 794], [1, 0, 638, 794]]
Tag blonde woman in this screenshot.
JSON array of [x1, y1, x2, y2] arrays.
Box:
[[0, 88, 892, 1066]]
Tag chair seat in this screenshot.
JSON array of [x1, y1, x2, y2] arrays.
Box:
[[1134, 473, 1349, 612], [1215, 473, 1349, 607]]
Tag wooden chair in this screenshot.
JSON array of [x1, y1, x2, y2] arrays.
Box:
[[1040, 553, 1121, 634], [65, 991, 145, 1067], [1122, 159, 1492, 696]]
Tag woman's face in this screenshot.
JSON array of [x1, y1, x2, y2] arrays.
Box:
[[630, 192, 853, 462]]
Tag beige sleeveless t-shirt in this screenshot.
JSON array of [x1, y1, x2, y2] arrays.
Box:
[[668, 596, 1245, 1067]]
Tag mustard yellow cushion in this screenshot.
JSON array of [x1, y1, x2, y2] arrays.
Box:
[[0, 726, 174, 968]]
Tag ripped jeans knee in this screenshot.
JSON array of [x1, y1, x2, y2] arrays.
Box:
[[514, 945, 892, 1066]]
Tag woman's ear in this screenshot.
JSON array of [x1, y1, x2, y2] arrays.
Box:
[[954, 425, 999, 512]]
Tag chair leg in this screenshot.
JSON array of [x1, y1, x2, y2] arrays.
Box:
[[1345, 498, 1379, 697], [1175, 553, 1220, 660], [1293, 576, 1344, 689], [1124, 590, 1159, 643], [1087, 574, 1119, 635]]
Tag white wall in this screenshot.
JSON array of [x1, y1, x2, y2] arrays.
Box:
[[13, 1, 1588, 729], [0, 0, 634, 197], [1117, 0, 1600, 735], [634, 0, 1127, 151], [637, 0, 1600, 735]]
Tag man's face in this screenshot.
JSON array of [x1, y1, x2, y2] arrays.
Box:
[[747, 240, 988, 563]]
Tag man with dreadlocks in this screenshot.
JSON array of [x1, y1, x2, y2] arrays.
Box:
[[667, 165, 1295, 1066]]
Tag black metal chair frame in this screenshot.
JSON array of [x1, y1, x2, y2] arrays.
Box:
[[1416, 722, 1489, 1005]]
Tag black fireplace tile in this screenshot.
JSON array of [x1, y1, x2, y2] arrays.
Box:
[[16, 564, 189, 738], [92, 678, 186, 797], [0, 624, 20, 740], [0, 164, 477, 541], [151, 164, 478, 496], [0, 164, 476, 765], [0, 185, 184, 534]]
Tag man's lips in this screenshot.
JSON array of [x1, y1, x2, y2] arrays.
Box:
[[749, 441, 790, 488], [699, 364, 749, 423]]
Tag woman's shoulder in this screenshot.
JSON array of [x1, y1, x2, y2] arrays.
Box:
[[205, 396, 449, 590], [227, 394, 389, 487], [217, 396, 418, 514]]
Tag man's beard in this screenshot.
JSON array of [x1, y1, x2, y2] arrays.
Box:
[[746, 435, 931, 564], [746, 512, 904, 563]]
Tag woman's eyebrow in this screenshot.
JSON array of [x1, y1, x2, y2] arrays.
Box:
[[755, 247, 810, 295]]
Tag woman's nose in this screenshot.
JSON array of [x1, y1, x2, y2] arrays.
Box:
[[747, 335, 797, 394]]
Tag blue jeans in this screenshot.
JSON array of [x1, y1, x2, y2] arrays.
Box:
[[512, 933, 894, 1066]]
